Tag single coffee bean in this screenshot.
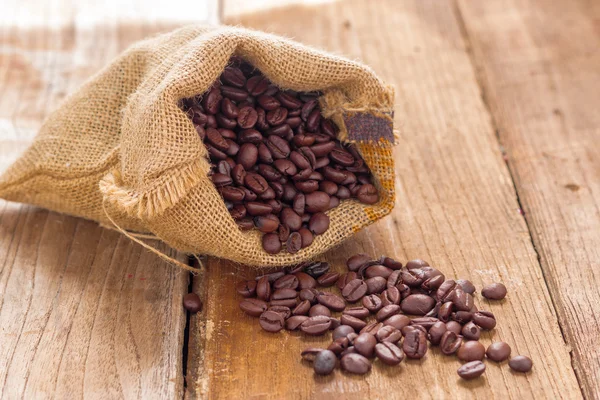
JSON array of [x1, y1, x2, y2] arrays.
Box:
[[286, 232, 302, 253], [436, 279, 457, 302], [472, 310, 496, 330], [270, 298, 298, 307], [236, 280, 257, 298], [304, 191, 331, 213], [387, 270, 402, 288], [254, 214, 280, 233], [308, 212, 330, 235], [273, 274, 299, 290], [337, 272, 358, 290], [362, 294, 383, 313], [446, 321, 462, 335], [486, 342, 511, 362], [451, 287, 475, 311], [428, 321, 447, 345], [365, 265, 393, 279], [403, 328, 428, 359], [462, 321, 481, 340], [380, 287, 401, 306], [451, 311, 473, 325], [262, 233, 282, 254], [456, 279, 476, 294], [400, 268, 426, 287], [347, 254, 372, 272], [271, 288, 297, 301], [313, 350, 336, 375], [340, 346, 357, 357], [383, 314, 411, 331], [300, 347, 322, 362], [376, 305, 402, 322], [329, 317, 341, 330], [333, 325, 356, 341], [360, 322, 384, 336], [259, 310, 284, 333], [401, 325, 426, 337], [256, 276, 271, 301], [300, 315, 332, 335], [340, 353, 371, 374], [457, 340, 486, 361], [401, 294, 436, 315], [410, 317, 440, 331], [482, 282, 507, 300], [405, 259, 429, 269], [317, 272, 340, 287], [183, 293, 202, 313], [356, 184, 379, 204], [304, 261, 330, 278], [285, 315, 309, 331], [309, 304, 332, 317], [422, 275, 445, 291], [376, 326, 402, 344], [266, 135, 290, 159], [239, 298, 268, 317], [292, 300, 311, 316], [365, 277, 387, 294], [438, 301, 454, 322], [375, 342, 404, 366], [342, 279, 368, 302], [440, 330, 463, 355], [298, 227, 314, 248], [397, 284, 411, 299], [341, 314, 367, 331], [268, 305, 291, 320], [299, 288, 319, 303], [354, 333, 377, 357], [509, 355, 533, 372], [343, 306, 370, 319], [295, 272, 317, 290], [317, 292, 346, 312], [457, 361, 486, 380], [246, 75, 269, 96]]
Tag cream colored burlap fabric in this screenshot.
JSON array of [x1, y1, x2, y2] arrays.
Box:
[[0, 25, 395, 267]]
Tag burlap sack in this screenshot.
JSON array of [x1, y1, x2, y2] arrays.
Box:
[[0, 25, 395, 267]]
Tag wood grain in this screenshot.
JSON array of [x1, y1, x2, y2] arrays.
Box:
[[455, 0, 600, 397], [186, 0, 582, 398]]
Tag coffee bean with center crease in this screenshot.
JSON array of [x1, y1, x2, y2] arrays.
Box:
[[300, 347, 322, 362], [337, 272, 358, 290], [286, 232, 302, 253], [304, 261, 330, 278], [376, 305, 402, 322], [333, 325, 356, 341], [472, 310, 496, 330], [317, 292, 346, 312], [354, 333, 377, 357], [273, 274, 299, 290], [341, 353, 371, 374], [268, 305, 291, 320], [239, 298, 268, 317], [342, 279, 368, 302], [362, 294, 383, 313], [383, 314, 411, 331], [343, 306, 370, 319], [376, 326, 402, 344], [410, 317, 440, 330], [401, 294, 436, 315], [380, 287, 401, 306], [295, 272, 317, 290], [347, 254, 372, 272], [259, 310, 284, 333], [365, 277, 387, 294], [375, 342, 404, 366], [340, 314, 367, 331], [403, 328, 428, 359], [236, 280, 257, 297], [285, 315, 308, 330], [292, 300, 311, 316], [457, 361, 486, 380], [317, 272, 340, 287], [300, 315, 332, 335]]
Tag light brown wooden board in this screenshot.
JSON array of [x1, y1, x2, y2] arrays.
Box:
[[0, 20, 192, 399], [187, 0, 582, 398], [456, 0, 600, 398]]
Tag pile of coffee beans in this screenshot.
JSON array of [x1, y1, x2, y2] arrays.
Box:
[[179, 58, 379, 254], [237, 255, 533, 379]]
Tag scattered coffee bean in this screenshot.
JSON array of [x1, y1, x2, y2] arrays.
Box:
[[342, 279, 368, 302], [317, 292, 346, 312], [472, 310, 497, 330], [376, 305, 402, 322], [236, 280, 257, 297], [509, 355, 533, 372], [428, 321, 447, 345], [365, 277, 387, 294], [482, 283, 508, 300], [354, 333, 378, 357], [342, 307, 370, 319], [317, 272, 340, 287], [457, 361, 486, 380], [383, 314, 411, 331], [333, 325, 356, 341], [445, 321, 462, 335], [301, 348, 322, 362], [375, 342, 404, 366], [461, 321, 481, 340], [440, 331, 462, 355], [403, 328, 428, 359], [362, 294, 383, 313], [314, 350, 337, 375], [341, 314, 367, 331], [286, 316, 309, 330], [347, 254, 371, 272], [340, 353, 371, 374], [457, 341, 486, 362], [259, 310, 285, 333], [304, 262, 330, 278], [486, 342, 511, 362], [295, 272, 317, 289], [239, 298, 268, 317], [292, 300, 311, 316], [301, 315, 332, 335], [456, 279, 476, 294], [376, 326, 402, 344], [183, 293, 202, 313], [309, 304, 332, 317], [401, 294, 436, 315]]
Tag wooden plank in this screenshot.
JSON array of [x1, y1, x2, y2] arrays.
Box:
[[186, 0, 582, 398], [455, 0, 600, 397]]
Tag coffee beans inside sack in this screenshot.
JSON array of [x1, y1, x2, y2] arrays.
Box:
[[0, 26, 395, 266]]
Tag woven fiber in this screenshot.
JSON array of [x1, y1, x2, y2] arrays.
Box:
[[0, 25, 395, 267]]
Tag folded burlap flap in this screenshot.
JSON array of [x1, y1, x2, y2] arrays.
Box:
[[0, 25, 395, 267]]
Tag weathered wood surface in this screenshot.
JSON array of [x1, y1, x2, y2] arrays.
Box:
[[186, 0, 582, 398], [456, 0, 600, 398], [0, 15, 194, 400]]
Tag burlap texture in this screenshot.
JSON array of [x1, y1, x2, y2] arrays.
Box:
[[0, 25, 395, 267]]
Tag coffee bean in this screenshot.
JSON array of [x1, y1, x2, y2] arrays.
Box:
[[451, 287, 475, 311], [340, 314, 367, 331], [304, 261, 330, 278], [255, 271, 285, 283], [486, 342, 511, 362], [347, 254, 372, 272], [428, 321, 447, 345], [410, 317, 440, 331], [340, 353, 371, 374], [422, 275, 445, 291], [311, 350, 336, 376], [376, 305, 402, 322], [375, 342, 404, 366], [337, 272, 358, 290], [365, 277, 387, 294], [451, 311, 473, 324], [259, 310, 284, 333], [462, 321, 481, 340], [376, 326, 402, 344], [262, 233, 282, 254], [403, 328, 428, 359], [254, 214, 280, 233], [440, 331, 462, 355], [308, 212, 330, 235], [472, 310, 496, 330], [236, 280, 257, 297], [292, 299, 311, 316], [309, 304, 331, 317], [298, 228, 314, 248], [299, 288, 319, 304], [268, 305, 291, 320], [383, 314, 411, 331], [333, 325, 356, 341], [364, 265, 393, 279], [300, 315, 332, 335], [286, 232, 302, 253], [360, 322, 384, 336], [356, 184, 379, 204], [354, 333, 377, 357], [401, 294, 436, 315], [273, 274, 299, 290], [342, 279, 368, 302], [457, 341, 486, 362], [317, 292, 346, 312], [482, 282, 507, 300], [329, 317, 341, 330], [457, 361, 486, 380], [445, 321, 462, 335], [438, 301, 454, 322], [286, 315, 308, 330], [362, 294, 383, 313], [183, 293, 202, 313], [270, 298, 298, 307], [456, 279, 476, 294], [300, 347, 322, 362], [509, 355, 533, 372], [380, 287, 401, 306], [401, 325, 426, 337], [317, 272, 340, 287], [343, 307, 370, 319], [436, 279, 457, 302], [295, 273, 317, 290], [256, 276, 271, 301], [304, 191, 330, 213]]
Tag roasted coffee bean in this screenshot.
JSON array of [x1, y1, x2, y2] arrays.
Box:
[[340, 346, 357, 358], [266, 135, 290, 159], [300, 315, 332, 335], [246, 75, 269, 96], [341, 353, 371, 374], [329, 317, 341, 330], [221, 66, 246, 87], [462, 321, 481, 340], [333, 325, 356, 341], [376, 326, 402, 344], [365, 277, 387, 294], [271, 288, 297, 301], [317, 292, 346, 312], [347, 254, 372, 272], [403, 328, 427, 359], [238, 143, 259, 170], [340, 314, 367, 331], [286, 232, 302, 253], [400, 268, 426, 287], [237, 217, 255, 230], [342, 279, 368, 303], [410, 317, 440, 330], [343, 307, 370, 319], [266, 107, 288, 126], [428, 321, 447, 345], [440, 330, 463, 355], [292, 299, 311, 316], [299, 288, 319, 303], [401, 325, 426, 337], [221, 98, 239, 119], [446, 321, 462, 335], [297, 228, 314, 248], [365, 265, 393, 279], [268, 305, 291, 320], [362, 294, 383, 313], [451, 311, 473, 324], [354, 333, 378, 357], [509, 355, 533, 372], [259, 310, 284, 333], [360, 322, 384, 336], [270, 298, 298, 307], [380, 287, 401, 306], [230, 204, 246, 219], [300, 347, 322, 362], [387, 270, 402, 289], [457, 340, 486, 362], [256, 276, 271, 301], [319, 181, 338, 195], [183, 293, 202, 313], [273, 274, 299, 290], [317, 272, 340, 287], [383, 314, 411, 331], [436, 279, 457, 302], [313, 350, 337, 375], [375, 342, 404, 366], [482, 282, 507, 300], [308, 212, 330, 235], [245, 202, 273, 216], [254, 214, 280, 233], [451, 287, 475, 311], [475, 310, 496, 327], [422, 275, 445, 291], [309, 304, 332, 317], [337, 272, 358, 291], [356, 184, 378, 204], [262, 233, 282, 254], [456, 279, 476, 294], [236, 280, 257, 297], [457, 361, 486, 380], [285, 315, 309, 331], [486, 342, 511, 362], [295, 272, 317, 290], [438, 301, 454, 322], [240, 299, 267, 317], [401, 294, 436, 315], [376, 305, 402, 322], [304, 261, 330, 278], [202, 87, 222, 114]]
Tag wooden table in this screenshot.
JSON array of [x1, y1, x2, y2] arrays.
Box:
[[0, 0, 598, 398]]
